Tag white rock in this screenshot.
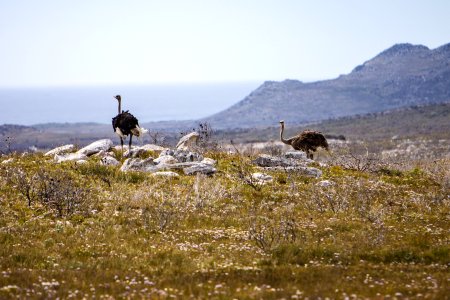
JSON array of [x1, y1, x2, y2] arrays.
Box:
[[159, 149, 203, 162], [124, 144, 165, 158], [251, 172, 273, 184], [183, 163, 216, 175], [154, 155, 178, 165], [317, 180, 334, 187], [76, 160, 88, 165], [77, 139, 113, 156], [120, 157, 155, 172], [100, 156, 120, 166], [201, 157, 216, 166], [176, 132, 199, 150], [139, 144, 166, 152], [152, 171, 180, 178], [55, 152, 87, 163], [284, 151, 308, 160], [44, 144, 75, 157]]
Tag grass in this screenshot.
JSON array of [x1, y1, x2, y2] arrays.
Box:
[[0, 142, 449, 299]]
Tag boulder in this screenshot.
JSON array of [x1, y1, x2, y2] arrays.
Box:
[[252, 154, 298, 168], [45, 144, 75, 157], [55, 152, 87, 163], [100, 156, 120, 166], [77, 139, 113, 156], [176, 132, 199, 150], [154, 155, 178, 165], [317, 180, 334, 187], [252, 154, 321, 178], [201, 157, 216, 166], [284, 151, 308, 160], [183, 163, 217, 176], [159, 149, 203, 162], [124, 144, 166, 158], [120, 157, 155, 172], [251, 172, 273, 184]]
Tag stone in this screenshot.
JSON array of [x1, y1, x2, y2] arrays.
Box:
[[45, 144, 75, 157], [251, 172, 273, 184], [124, 144, 165, 158], [284, 151, 308, 160], [252, 154, 299, 168], [152, 171, 180, 178], [176, 132, 199, 150], [100, 156, 120, 166], [55, 152, 87, 163], [317, 180, 334, 187], [77, 139, 113, 156], [139, 144, 166, 152], [120, 157, 155, 172], [183, 163, 216, 176], [201, 157, 216, 166], [154, 155, 178, 165], [159, 149, 203, 163]]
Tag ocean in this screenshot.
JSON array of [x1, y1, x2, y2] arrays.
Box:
[[0, 82, 261, 125]]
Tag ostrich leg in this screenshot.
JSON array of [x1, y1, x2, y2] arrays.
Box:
[[120, 137, 124, 156], [129, 135, 133, 150]]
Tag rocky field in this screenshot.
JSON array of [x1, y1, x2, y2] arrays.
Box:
[[0, 133, 449, 299]]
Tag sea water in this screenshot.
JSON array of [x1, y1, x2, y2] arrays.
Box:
[[0, 82, 261, 125]]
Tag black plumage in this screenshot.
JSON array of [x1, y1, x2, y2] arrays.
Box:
[[112, 95, 143, 152]]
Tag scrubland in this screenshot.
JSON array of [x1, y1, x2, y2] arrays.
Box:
[[0, 138, 449, 299]]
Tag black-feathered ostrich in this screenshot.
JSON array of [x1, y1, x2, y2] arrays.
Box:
[[112, 95, 147, 153], [279, 120, 329, 159]]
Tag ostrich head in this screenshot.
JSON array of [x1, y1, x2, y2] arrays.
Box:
[[279, 120, 285, 127]]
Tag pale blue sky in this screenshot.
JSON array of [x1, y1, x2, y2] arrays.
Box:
[[0, 0, 449, 87]]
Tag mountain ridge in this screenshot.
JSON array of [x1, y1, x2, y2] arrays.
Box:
[[203, 42, 450, 129]]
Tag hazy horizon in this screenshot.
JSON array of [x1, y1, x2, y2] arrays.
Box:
[[0, 81, 262, 126]]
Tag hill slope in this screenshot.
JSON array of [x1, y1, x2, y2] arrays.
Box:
[[218, 102, 450, 143], [204, 43, 450, 129]]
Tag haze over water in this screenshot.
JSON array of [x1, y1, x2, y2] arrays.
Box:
[[0, 82, 260, 125]]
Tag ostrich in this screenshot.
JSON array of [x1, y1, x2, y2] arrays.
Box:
[[279, 120, 329, 159], [112, 95, 147, 153]]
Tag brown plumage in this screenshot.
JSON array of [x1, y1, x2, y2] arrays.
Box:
[[279, 120, 329, 159]]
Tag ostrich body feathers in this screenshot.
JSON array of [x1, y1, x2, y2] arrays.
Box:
[[112, 111, 140, 137]]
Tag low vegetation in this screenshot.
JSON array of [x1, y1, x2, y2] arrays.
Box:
[[0, 136, 449, 299]]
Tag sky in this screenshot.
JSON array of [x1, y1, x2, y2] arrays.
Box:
[[0, 0, 449, 87]]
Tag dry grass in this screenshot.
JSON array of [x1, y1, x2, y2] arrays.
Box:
[[0, 142, 449, 299]]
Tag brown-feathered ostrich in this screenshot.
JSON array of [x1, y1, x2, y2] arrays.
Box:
[[112, 95, 147, 153], [279, 120, 329, 159]]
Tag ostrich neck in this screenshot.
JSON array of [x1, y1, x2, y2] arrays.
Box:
[[118, 99, 121, 114], [280, 124, 290, 145]]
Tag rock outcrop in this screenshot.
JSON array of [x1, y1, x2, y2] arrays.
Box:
[[252, 152, 322, 178], [77, 139, 113, 156]]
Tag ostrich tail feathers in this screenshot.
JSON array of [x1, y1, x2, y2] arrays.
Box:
[[132, 125, 148, 141], [137, 126, 148, 136]]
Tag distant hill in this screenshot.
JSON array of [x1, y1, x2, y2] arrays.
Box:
[[204, 43, 450, 129], [217, 102, 450, 143]]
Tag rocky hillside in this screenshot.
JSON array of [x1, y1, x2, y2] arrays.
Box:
[[204, 43, 450, 128]]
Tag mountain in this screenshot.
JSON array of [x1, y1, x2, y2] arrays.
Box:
[[203, 43, 450, 129]]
